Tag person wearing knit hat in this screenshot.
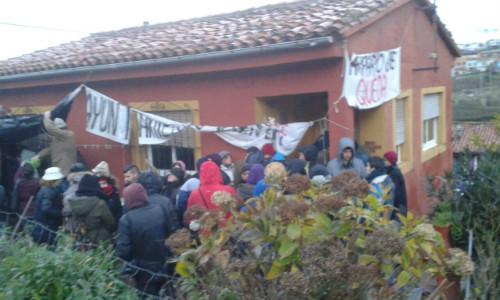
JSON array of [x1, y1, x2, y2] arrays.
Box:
[[298, 144, 319, 166], [219, 150, 234, 184], [68, 174, 115, 246], [237, 164, 264, 201], [172, 160, 186, 172], [261, 143, 275, 164], [117, 182, 179, 296], [176, 157, 209, 225], [383, 151, 407, 220], [164, 168, 185, 204], [383, 151, 398, 165], [92, 161, 110, 177]]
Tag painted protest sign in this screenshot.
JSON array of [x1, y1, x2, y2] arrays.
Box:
[[342, 47, 401, 109], [85, 87, 130, 144], [136, 110, 190, 145], [194, 122, 312, 155]]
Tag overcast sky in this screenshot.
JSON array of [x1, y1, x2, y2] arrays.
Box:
[[0, 0, 499, 60]]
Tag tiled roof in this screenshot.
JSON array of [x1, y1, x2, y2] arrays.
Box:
[[452, 122, 500, 153], [0, 0, 402, 76]]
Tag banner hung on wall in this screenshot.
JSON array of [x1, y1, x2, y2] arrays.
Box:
[[85, 87, 131, 144], [342, 47, 401, 110], [201, 122, 313, 155], [136, 110, 190, 145]]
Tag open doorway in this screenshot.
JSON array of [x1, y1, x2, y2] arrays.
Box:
[[255, 92, 329, 161]]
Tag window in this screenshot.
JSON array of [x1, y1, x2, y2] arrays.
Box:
[[147, 110, 196, 174], [395, 98, 405, 163], [422, 93, 440, 151]]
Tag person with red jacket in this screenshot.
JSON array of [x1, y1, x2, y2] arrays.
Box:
[[186, 161, 236, 226]]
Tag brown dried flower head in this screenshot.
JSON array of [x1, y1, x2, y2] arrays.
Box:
[[365, 229, 405, 256], [165, 228, 192, 253], [331, 171, 370, 198], [414, 223, 438, 241], [264, 162, 286, 184], [347, 265, 377, 288], [211, 191, 233, 212], [313, 194, 347, 213], [229, 194, 245, 212], [183, 204, 206, 223], [278, 200, 309, 223], [280, 272, 312, 300], [199, 210, 226, 230], [445, 248, 475, 277], [283, 174, 312, 194]]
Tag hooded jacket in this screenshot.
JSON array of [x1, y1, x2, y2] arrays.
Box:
[[298, 145, 319, 166], [187, 161, 236, 218], [69, 195, 115, 244], [366, 168, 395, 219], [31, 186, 63, 245], [231, 161, 249, 188], [326, 137, 366, 179], [138, 172, 180, 230]]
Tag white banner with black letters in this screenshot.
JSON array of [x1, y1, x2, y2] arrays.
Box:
[[342, 47, 401, 110], [135, 110, 190, 145], [191, 122, 313, 155], [85, 87, 131, 144]]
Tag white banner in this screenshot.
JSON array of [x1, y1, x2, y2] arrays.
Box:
[[85, 87, 131, 144], [194, 122, 312, 155], [342, 47, 401, 109], [136, 110, 190, 145]]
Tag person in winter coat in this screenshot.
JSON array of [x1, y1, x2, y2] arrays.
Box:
[[69, 174, 115, 246], [327, 137, 366, 179], [11, 163, 39, 217], [237, 164, 264, 201], [62, 163, 91, 217], [163, 168, 185, 206], [219, 151, 234, 184], [206, 153, 231, 185], [231, 161, 249, 189], [287, 159, 307, 176], [245, 147, 265, 167], [32, 112, 76, 177], [176, 158, 208, 226], [116, 183, 178, 297], [384, 151, 408, 220], [31, 167, 64, 245], [366, 156, 395, 220], [91, 161, 123, 229], [298, 144, 320, 166], [186, 161, 236, 224], [138, 171, 180, 231]]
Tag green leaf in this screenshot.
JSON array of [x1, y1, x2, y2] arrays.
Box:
[[278, 238, 299, 259], [266, 260, 284, 280], [335, 221, 352, 238], [286, 223, 302, 240], [315, 213, 331, 229], [175, 261, 192, 278], [397, 270, 411, 287], [381, 263, 393, 280], [358, 254, 377, 265]]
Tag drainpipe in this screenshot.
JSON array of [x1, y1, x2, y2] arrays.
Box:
[[0, 36, 334, 84]]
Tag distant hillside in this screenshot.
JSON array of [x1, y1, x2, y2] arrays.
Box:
[[453, 73, 500, 121]]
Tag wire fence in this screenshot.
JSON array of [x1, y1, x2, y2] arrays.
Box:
[[0, 210, 178, 300]]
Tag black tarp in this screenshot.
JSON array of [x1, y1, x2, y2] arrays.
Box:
[[0, 85, 82, 145]]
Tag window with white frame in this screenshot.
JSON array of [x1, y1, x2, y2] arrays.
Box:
[[146, 110, 195, 175], [395, 98, 405, 162], [422, 93, 440, 151]]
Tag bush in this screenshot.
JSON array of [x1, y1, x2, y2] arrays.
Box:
[[170, 172, 471, 300], [0, 235, 140, 300]]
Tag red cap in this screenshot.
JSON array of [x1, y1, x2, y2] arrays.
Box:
[[261, 143, 275, 156], [384, 151, 398, 165]]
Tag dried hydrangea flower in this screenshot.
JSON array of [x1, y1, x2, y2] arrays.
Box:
[[311, 175, 327, 186], [211, 190, 233, 212], [183, 204, 206, 223], [331, 171, 370, 198], [189, 219, 201, 231], [165, 228, 192, 252], [414, 223, 438, 241], [264, 162, 286, 184], [283, 174, 312, 194], [199, 210, 226, 230], [365, 229, 405, 256], [445, 248, 475, 277], [280, 272, 312, 300], [347, 265, 377, 288], [313, 194, 347, 213], [278, 200, 309, 223], [229, 194, 245, 212]]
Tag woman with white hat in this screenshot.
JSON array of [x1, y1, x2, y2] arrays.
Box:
[[31, 167, 64, 245]]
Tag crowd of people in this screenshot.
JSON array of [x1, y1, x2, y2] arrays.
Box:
[[0, 111, 408, 297]]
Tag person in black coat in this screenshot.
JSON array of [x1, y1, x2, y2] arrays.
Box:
[[138, 171, 180, 229], [384, 151, 408, 220], [116, 183, 179, 297], [31, 167, 64, 245]]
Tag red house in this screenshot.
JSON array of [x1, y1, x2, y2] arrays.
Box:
[[0, 0, 459, 216]]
